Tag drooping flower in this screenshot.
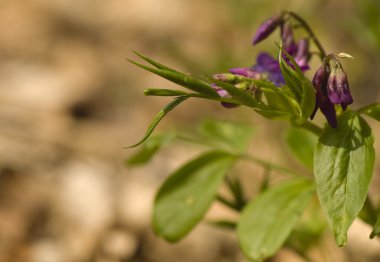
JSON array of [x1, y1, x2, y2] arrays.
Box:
[[252, 14, 283, 45], [327, 66, 353, 110], [310, 64, 337, 128]]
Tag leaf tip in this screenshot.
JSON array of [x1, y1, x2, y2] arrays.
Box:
[[335, 234, 348, 247]]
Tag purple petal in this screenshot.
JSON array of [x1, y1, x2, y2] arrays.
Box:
[[320, 96, 337, 128], [229, 67, 251, 77], [255, 52, 280, 72]]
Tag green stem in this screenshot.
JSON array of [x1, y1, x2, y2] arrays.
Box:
[[176, 134, 304, 177], [285, 11, 327, 60], [300, 121, 322, 136], [240, 154, 304, 177]]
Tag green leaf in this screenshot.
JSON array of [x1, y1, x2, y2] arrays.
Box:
[[253, 79, 300, 119], [153, 151, 236, 242], [144, 89, 189, 97], [238, 179, 314, 262], [314, 110, 375, 246], [197, 119, 254, 152], [126, 96, 188, 148], [299, 79, 316, 123], [127, 133, 176, 166], [285, 127, 317, 170], [128, 59, 219, 97], [359, 102, 380, 121], [278, 47, 302, 102], [131, 50, 181, 72]]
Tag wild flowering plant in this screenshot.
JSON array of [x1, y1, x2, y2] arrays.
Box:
[[128, 11, 380, 261]]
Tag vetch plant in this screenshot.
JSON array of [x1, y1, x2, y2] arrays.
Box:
[[127, 11, 380, 261]]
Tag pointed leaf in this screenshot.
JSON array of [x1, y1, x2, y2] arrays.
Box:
[[299, 79, 316, 123], [285, 127, 317, 170], [128, 59, 219, 97], [144, 89, 189, 97], [278, 47, 302, 102], [238, 179, 314, 262], [126, 96, 188, 148], [153, 151, 236, 242], [132, 50, 181, 72], [314, 110, 375, 246]]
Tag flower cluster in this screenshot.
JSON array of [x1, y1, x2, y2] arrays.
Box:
[[212, 12, 353, 128]]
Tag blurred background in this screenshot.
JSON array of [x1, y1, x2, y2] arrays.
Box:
[[1, 0, 380, 261]]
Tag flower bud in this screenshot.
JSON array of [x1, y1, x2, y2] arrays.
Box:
[[295, 38, 311, 70], [312, 64, 330, 93], [281, 23, 297, 54], [211, 84, 240, 108], [327, 67, 353, 110], [252, 14, 283, 45]]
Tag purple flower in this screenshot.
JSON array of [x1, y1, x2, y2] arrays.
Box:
[[211, 84, 240, 108], [327, 67, 353, 110], [252, 14, 283, 45], [252, 52, 285, 86], [310, 65, 337, 128], [294, 39, 311, 71]]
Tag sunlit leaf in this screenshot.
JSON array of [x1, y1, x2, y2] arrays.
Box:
[[238, 179, 314, 262], [314, 110, 375, 246], [126, 96, 188, 148], [153, 151, 236, 242]]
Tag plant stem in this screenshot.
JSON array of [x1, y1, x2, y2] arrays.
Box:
[[176, 134, 304, 177], [240, 154, 304, 177], [300, 121, 323, 136], [285, 11, 327, 60]]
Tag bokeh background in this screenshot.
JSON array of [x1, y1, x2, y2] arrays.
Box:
[[1, 0, 380, 261]]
